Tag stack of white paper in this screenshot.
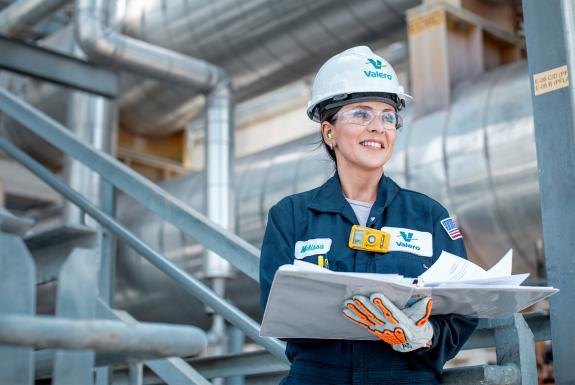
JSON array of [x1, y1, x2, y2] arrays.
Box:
[[260, 250, 558, 339], [418, 250, 530, 287]]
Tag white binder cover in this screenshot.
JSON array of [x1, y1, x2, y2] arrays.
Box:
[[260, 251, 558, 340]]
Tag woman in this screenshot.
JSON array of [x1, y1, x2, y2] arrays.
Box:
[[260, 46, 477, 385]]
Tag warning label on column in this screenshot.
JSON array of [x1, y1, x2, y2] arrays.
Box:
[[533, 65, 569, 96], [408, 10, 445, 36]]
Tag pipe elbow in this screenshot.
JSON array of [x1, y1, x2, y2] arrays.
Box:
[[74, 3, 119, 64], [212, 71, 233, 94], [75, 20, 115, 63]]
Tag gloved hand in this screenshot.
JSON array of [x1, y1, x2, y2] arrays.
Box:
[[342, 293, 433, 352]]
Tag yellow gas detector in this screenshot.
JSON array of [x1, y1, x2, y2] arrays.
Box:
[[348, 225, 391, 253]]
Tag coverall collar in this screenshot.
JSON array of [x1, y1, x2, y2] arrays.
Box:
[[307, 171, 399, 224]]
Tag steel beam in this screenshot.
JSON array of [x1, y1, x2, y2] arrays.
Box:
[[189, 350, 290, 379], [0, 36, 118, 97], [493, 315, 537, 385], [0, 231, 36, 385], [25, 224, 97, 284], [463, 313, 550, 350], [0, 206, 34, 235], [441, 365, 520, 385], [523, 1, 575, 384], [52, 248, 99, 385]]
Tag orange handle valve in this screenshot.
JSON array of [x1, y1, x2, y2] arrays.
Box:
[[342, 293, 434, 353]]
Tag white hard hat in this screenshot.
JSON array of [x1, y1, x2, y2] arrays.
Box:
[[307, 46, 412, 122]]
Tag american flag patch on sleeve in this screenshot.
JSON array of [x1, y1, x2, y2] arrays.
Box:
[[440, 217, 462, 240]]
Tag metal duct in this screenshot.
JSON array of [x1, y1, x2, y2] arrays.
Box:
[[1, 0, 416, 165], [75, 0, 224, 91], [114, 61, 542, 326], [0, 0, 70, 38], [116, 0, 419, 135]]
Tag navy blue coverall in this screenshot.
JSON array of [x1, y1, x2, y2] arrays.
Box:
[[260, 173, 478, 385]]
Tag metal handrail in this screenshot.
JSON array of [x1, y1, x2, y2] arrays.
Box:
[[0, 88, 260, 281], [0, 314, 206, 357], [0, 89, 287, 362]]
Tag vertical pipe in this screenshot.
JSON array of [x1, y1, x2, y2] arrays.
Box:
[[226, 325, 245, 385], [62, 89, 115, 225], [523, 1, 575, 384], [204, 79, 234, 278], [128, 362, 143, 385], [204, 79, 234, 379]]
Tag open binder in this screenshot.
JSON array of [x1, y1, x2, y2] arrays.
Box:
[[260, 250, 558, 339]]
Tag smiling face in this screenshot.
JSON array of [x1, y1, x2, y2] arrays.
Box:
[[321, 101, 398, 173]]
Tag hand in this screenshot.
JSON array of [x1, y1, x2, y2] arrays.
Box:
[[342, 293, 433, 352]]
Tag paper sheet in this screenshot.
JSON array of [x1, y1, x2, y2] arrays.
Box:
[[418, 250, 487, 284], [417, 249, 523, 286]]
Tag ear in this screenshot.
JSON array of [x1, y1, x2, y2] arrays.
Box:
[[321, 121, 334, 143]]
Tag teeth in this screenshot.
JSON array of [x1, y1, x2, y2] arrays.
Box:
[[361, 141, 382, 149]]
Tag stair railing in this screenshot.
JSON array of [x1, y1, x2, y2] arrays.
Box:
[[0, 87, 287, 361]]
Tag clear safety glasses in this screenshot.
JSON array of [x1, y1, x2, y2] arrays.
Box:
[[332, 108, 402, 130]]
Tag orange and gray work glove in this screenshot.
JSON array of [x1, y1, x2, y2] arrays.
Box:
[[342, 293, 433, 353]]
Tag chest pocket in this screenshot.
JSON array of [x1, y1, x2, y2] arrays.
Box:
[[375, 251, 431, 278]]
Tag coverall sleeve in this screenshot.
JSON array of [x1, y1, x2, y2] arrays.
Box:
[[259, 200, 295, 316], [409, 205, 478, 376]]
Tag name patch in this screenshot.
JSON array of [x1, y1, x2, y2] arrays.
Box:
[[380, 227, 433, 257], [294, 238, 332, 259]]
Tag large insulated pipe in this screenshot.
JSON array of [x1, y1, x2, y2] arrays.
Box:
[[0, 0, 71, 38], [74, 0, 223, 91], [116, 0, 419, 135], [113, 61, 541, 327]]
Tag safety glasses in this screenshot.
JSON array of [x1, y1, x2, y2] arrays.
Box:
[[331, 108, 402, 130]]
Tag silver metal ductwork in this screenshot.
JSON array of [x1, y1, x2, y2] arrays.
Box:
[[118, 0, 418, 135], [1, 0, 419, 153], [75, 0, 224, 91], [0, 0, 70, 38], [115, 61, 542, 326]]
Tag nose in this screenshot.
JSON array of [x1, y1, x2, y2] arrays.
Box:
[[366, 118, 392, 147], [367, 116, 387, 134]]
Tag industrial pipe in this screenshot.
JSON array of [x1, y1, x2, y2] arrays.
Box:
[[0, 0, 71, 38], [74, 0, 224, 91], [0, 314, 207, 357]]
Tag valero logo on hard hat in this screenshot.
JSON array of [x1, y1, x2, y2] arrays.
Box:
[[363, 70, 393, 80], [366, 59, 386, 70], [364, 57, 393, 80]]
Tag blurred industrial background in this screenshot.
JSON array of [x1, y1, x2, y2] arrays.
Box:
[[0, 0, 572, 384]]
